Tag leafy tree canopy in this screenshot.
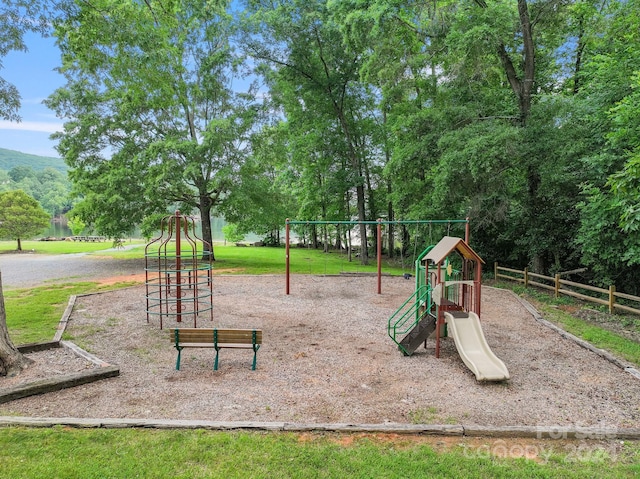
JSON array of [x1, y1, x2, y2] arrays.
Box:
[[0, 189, 50, 250], [47, 0, 259, 257]]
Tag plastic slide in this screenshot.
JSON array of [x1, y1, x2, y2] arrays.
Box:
[[444, 311, 510, 381]]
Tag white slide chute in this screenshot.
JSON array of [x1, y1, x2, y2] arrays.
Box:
[[444, 311, 510, 381]]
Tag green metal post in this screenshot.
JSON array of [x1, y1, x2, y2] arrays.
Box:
[[252, 330, 259, 370], [213, 329, 219, 370], [174, 329, 182, 370]]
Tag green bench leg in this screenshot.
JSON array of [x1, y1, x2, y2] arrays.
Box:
[[252, 345, 260, 370], [175, 347, 182, 370], [211, 344, 260, 371]]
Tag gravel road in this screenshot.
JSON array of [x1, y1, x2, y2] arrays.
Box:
[[0, 252, 145, 288]]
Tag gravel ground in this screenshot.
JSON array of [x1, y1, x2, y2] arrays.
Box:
[[2, 275, 640, 428]]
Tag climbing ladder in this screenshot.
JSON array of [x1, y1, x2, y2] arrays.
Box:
[[387, 244, 461, 356], [387, 245, 437, 356], [387, 284, 434, 356]]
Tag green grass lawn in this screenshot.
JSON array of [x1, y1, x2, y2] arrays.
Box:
[[4, 282, 139, 344], [0, 428, 637, 479], [0, 239, 143, 254], [214, 245, 410, 275]]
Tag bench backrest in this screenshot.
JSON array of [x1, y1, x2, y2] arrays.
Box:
[[171, 328, 262, 345]]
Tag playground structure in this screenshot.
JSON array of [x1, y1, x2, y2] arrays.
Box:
[[388, 236, 510, 382], [145, 211, 214, 329], [284, 218, 470, 295]]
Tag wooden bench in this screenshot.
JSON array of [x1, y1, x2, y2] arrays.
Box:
[[170, 328, 262, 371]]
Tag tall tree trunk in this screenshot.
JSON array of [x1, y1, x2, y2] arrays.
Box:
[[323, 225, 329, 253], [483, 0, 542, 270], [493, 0, 535, 125], [321, 202, 328, 253], [383, 108, 394, 259], [345, 192, 353, 262], [17, 238, 22, 251], [387, 186, 394, 259], [198, 196, 215, 262], [362, 145, 378, 259], [0, 273, 32, 377], [355, 184, 368, 264], [339, 115, 368, 264], [315, 44, 368, 264]]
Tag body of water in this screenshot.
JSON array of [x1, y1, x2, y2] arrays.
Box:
[[39, 217, 261, 242]]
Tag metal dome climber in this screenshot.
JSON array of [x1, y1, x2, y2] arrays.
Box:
[[145, 211, 213, 329]]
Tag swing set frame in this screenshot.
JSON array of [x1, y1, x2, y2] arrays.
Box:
[[284, 218, 470, 295]]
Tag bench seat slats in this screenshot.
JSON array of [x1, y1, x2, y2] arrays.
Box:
[[175, 342, 259, 349], [170, 328, 262, 371], [171, 329, 262, 344]]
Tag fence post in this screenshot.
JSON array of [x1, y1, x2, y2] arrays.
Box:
[[554, 274, 560, 298], [494, 262, 498, 280], [609, 285, 616, 314], [524, 267, 528, 288]]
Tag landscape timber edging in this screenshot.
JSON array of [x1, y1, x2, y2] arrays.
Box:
[[2, 287, 126, 406], [2, 340, 120, 405], [53, 295, 76, 342], [17, 341, 61, 354], [0, 366, 120, 404], [52, 286, 142, 343], [0, 417, 638, 440]]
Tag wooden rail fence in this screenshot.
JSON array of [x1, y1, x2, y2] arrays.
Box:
[[494, 262, 640, 316]]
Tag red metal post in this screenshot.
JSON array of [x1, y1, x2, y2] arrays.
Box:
[[476, 262, 482, 318], [175, 211, 182, 322], [435, 263, 442, 358], [285, 219, 290, 295], [377, 219, 382, 294], [465, 216, 470, 243]]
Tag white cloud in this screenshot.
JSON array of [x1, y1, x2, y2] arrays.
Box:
[[22, 96, 48, 105], [0, 120, 63, 133]]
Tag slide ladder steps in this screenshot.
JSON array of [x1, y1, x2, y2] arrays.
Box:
[[398, 311, 436, 356], [387, 285, 433, 356]]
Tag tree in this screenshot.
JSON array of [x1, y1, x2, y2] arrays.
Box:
[[67, 215, 86, 236], [336, 0, 598, 272], [0, 190, 50, 250], [221, 223, 244, 244], [220, 122, 298, 243], [47, 0, 258, 259], [8, 165, 35, 183], [0, 272, 31, 376], [570, 0, 640, 291], [35, 168, 72, 217], [243, 0, 382, 263], [0, 167, 71, 216]]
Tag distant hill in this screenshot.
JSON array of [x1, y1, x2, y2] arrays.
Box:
[[0, 148, 66, 173]]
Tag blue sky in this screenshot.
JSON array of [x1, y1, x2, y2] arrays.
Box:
[[0, 32, 65, 158]]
